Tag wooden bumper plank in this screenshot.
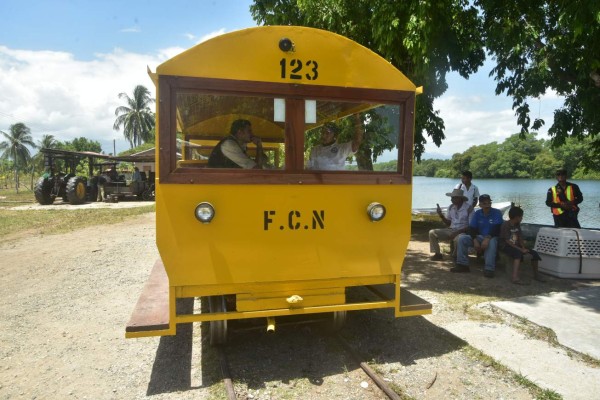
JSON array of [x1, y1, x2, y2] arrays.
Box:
[[126, 259, 170, 332], [399, 288, 432, 312]]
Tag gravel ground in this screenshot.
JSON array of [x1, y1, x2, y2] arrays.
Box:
[[0, 212, 584, 399]]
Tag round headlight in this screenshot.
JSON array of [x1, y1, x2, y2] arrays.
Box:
[[194, 202, 215, 223], [367, 202, 386, 222]]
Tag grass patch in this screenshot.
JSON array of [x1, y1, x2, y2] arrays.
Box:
[[464, 346, 563, 399], [0, 205, 155, 241], [0, 189, 35, 205]]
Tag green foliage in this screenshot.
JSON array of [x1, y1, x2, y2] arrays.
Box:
[[60, 137, 102, 152], [117, 142, 155, 156], [414, 133, 599, 179], [475, 0, 600, 169], [412, 158, 450, 177], [0, 123, 36, 193], [251, 0, 600, 170], [250, 0, 485, 161], [373, 160, 397, 171], [113, 85, 156, 149]]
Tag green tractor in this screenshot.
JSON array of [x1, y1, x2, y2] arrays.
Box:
[[34, 149, 91, 205]]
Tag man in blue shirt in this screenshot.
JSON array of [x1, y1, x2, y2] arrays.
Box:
[[452, 194, 504, 277]]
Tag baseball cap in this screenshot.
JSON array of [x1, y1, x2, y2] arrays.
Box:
[[479, 194, 492, 202]]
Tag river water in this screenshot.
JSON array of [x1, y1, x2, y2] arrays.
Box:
[[412, 177, 600, 228]]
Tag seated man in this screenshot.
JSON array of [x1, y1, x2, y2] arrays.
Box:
[[453, 194, 504, 277], [500, 206, 545, 284], [429, 188, 472, 261], [208, 119, 267, 169], [307, 115, 363, 170]]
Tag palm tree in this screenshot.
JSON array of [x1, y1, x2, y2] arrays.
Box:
[[113, 85, 155, 148], [33, 134, 60, 171], [37, 134, 59, 149], [0, 122, 36, 193]]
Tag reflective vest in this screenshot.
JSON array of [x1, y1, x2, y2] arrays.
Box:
[[551, 185, 576, 215]]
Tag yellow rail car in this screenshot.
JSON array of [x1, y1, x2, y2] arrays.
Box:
[[126, 26, 431, 344]]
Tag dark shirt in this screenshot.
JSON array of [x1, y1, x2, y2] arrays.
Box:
[[499, 220, 521, 250], [208, 136, 243, 168]]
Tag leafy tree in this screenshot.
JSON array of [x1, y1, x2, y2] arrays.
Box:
[[61, 137, 102, 153], [37, 134, 59, 150], [251, 1, 600, 169], [0, 123, 35, 192], [476, 0, 600, 168], [549, 136, 594, 177], [374, 160, 399, 171], [489, 133, 543, 178], [250, 0, 485, 162], [412, 158, 451, 176], [531, 147, 557, 178], [117, 142, 155, 156], [33, 134, 61, 171], [113, 85, 155, 148]]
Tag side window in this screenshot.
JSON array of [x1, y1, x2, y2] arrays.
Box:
[[175, 92, 286, 170], [304, 102, 401, 172]]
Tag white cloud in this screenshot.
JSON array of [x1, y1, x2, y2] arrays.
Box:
[[0, 27, 236, 155], [0, 45, 163, 154], [183, 28, 227, 45], [120, 27, 141, 33], [197, 29, 227, 44], [424, 91, 561, 157]]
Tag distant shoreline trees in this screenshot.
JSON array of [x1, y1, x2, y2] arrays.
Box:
[[412, 133, 600, 179]]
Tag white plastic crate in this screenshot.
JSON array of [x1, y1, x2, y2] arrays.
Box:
[[534, 227, 600, 279]]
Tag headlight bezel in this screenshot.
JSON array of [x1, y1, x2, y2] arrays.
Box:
[[367, 202, 386, 222], [194, 202, 215, 223]]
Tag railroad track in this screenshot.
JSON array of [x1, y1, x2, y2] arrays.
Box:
[[216, 334, 405, 400]]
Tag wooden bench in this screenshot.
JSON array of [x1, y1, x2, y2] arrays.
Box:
[[126, 259, 171, 335]]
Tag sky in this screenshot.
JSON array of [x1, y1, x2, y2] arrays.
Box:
[[0, 0, 563, 159]]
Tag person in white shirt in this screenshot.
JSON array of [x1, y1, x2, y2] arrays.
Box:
[[307, 116, 363, 171], [454, 170, 480, 208], [429, 189, 472, 261]]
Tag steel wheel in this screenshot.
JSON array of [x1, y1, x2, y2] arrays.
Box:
[[208, 296, 228, 345], [330, 311, 347, 332]]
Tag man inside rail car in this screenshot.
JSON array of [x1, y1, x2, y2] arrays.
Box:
[[429, 189, 472, 261], [453, 194, 504, 277], [208, 119, 267, 169], [307, 116, 363, 171], [545, 169, 583, 228]]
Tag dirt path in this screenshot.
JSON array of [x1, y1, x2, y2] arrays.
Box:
[[0, 214, 582, 399]]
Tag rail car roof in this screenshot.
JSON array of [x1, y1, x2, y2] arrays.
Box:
[[151, 26, 417, 91]]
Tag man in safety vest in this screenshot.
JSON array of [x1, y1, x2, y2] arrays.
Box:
[[545, 169, 583, 228]]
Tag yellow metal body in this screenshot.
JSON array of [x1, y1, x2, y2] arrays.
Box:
[[154, 26, 416, 90], [127, 26, 430, 339]]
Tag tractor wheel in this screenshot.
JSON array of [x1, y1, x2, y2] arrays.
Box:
[[34, 177, 54, 205], [66, 176, 87, 205]]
